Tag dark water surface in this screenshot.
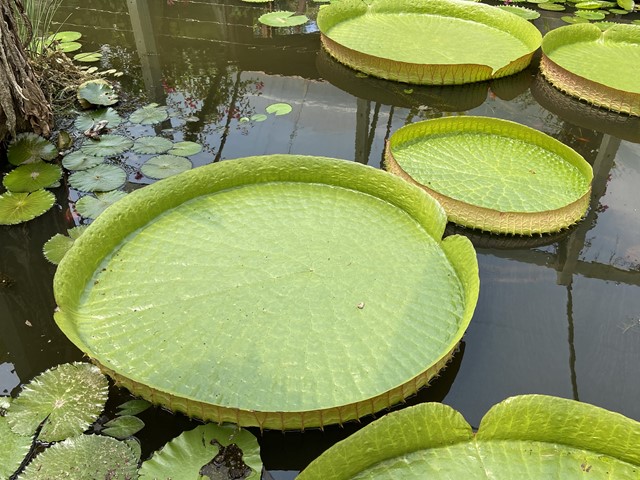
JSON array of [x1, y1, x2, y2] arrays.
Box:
[[2, 1, 640, 477]]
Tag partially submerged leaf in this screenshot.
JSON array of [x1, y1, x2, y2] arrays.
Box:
[[69, 164, 127, 192], [19, 434, 139, 480], [167, 140, 202, 157], [102, 415, 145, 440], [80, 134, 133, 157], [3, 161, 62, 192], [258, 11, 309, 27], [116, 399, 151, 416], [73, 51, 102, 62], [129, 103, 169, 125], [265, 102, 293, 116], [139, 424, 262, 479], [140, 154, 192, 179], [132, 136, 173, 154], [0, 190, 55, 225], [43, 227, 88, 265], [297, 395, 640, 479], [75, 191, 127, 219], [6, 363, 108, 442], [74, 107, 123, 132], [7, 133, 57, 166]]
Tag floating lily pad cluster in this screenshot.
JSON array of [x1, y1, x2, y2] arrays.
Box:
[[490, 0, 638, 24], [1, 362, 262, 479], [0, 133, 59, 225]]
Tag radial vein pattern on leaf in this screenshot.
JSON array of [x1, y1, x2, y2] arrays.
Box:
[[325, 14, 529, 70], [393, 133, 589, 212], [71, 182, 465, 412], [547, 36, 640, 93]]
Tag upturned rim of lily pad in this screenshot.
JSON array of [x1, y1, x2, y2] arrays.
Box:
[[53, 155, 479, 430], [317, 0, 542, 85], [540, 23, 640, 117], [385, 116, 593, 235]]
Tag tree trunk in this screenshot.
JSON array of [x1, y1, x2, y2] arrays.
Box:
[[0, 0, 52, 142]]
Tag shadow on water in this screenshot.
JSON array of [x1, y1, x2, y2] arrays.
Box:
[[1, 0, 640, 476]]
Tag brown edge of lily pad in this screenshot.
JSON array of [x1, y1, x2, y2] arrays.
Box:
[[92, 346, 458, 431], [540, 54, 640, 117], [384, 143, 592, 236], [320, 34, 535, 85]]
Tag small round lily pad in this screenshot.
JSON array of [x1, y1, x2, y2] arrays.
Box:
[[81, 135, 133, 157], [69, 164, 127, 192], [77, 80, 118, 107], [19, 434, 139, 480], [167, 141, 202, 157], [129, 103, 169, 125], [74, 107, 123, 132], [102, 415, 145, 440], [562, 15, 590, 22], [75, 191, 128, 219], [132, 136, 174, 155], [538, 2, 566, 10], [575, 9, 607, 18], [259, 11, 309, 27], [57, 41, 82, 53], [141, 155, 192, 179], [250, 113, 268, 122], [46, 31, 82, 43], [266, 102, 293, 115], [62, 151, 105, 171], [3, 161, 62, 193], [43, 226, 88, 265], [0, 190, 55, 225], [7, 133, 58, 166]]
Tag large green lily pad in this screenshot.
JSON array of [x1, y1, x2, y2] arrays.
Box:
[[53, 155, 479, 430], [3, 161, 62, 193], [298, 395, 640, 479], [541, 23, 640, 116], [0, 190, 55, 225], [317, 0, 542, 85], [7, 133, 58, 166], [385, 116, 593, 235]]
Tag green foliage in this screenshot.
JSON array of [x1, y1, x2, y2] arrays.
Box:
[[0, 190, 55, 225], [43, 226, 88, 265], [6, 363, 108, 442]]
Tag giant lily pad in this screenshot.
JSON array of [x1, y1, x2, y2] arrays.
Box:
[[297, 395, 640, 479], [53, 155, 479, 430], [0, 190, 55, 225], [540, 23, 640, 116], [6, 363, 108, 442], [139, 424, 262, 479], [385, 116, 593, 235], [19, 434, 139, 480], [7, 133, 57, 166], [317, 0, 542, 85]]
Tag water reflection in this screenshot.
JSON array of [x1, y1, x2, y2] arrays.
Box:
[[1, 0, 637, 475]]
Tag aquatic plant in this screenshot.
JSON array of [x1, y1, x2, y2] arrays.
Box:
[[53, 155, 479, 430], [298, 395, 640, 479], [317, 0, 542, 85], [385, 116, 593, 235], [77, 79, 119, 107], [43, 226, 88, 265], [540, 23, 640, 116], [7, 133, 57, 166], [0, 190, 55, 225]]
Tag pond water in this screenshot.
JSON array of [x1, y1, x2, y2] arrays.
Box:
[[1, 0, 640, 477]]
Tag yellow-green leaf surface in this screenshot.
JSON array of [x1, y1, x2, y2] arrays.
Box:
[[0, 402, 32, 480], [386, 116, 593, 234], [542, 23, 640, 94], [53, 155, 479, 429], [139, 424, 261, 479], [298, 395, 640, 479], [317, 0, 541, 84]]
